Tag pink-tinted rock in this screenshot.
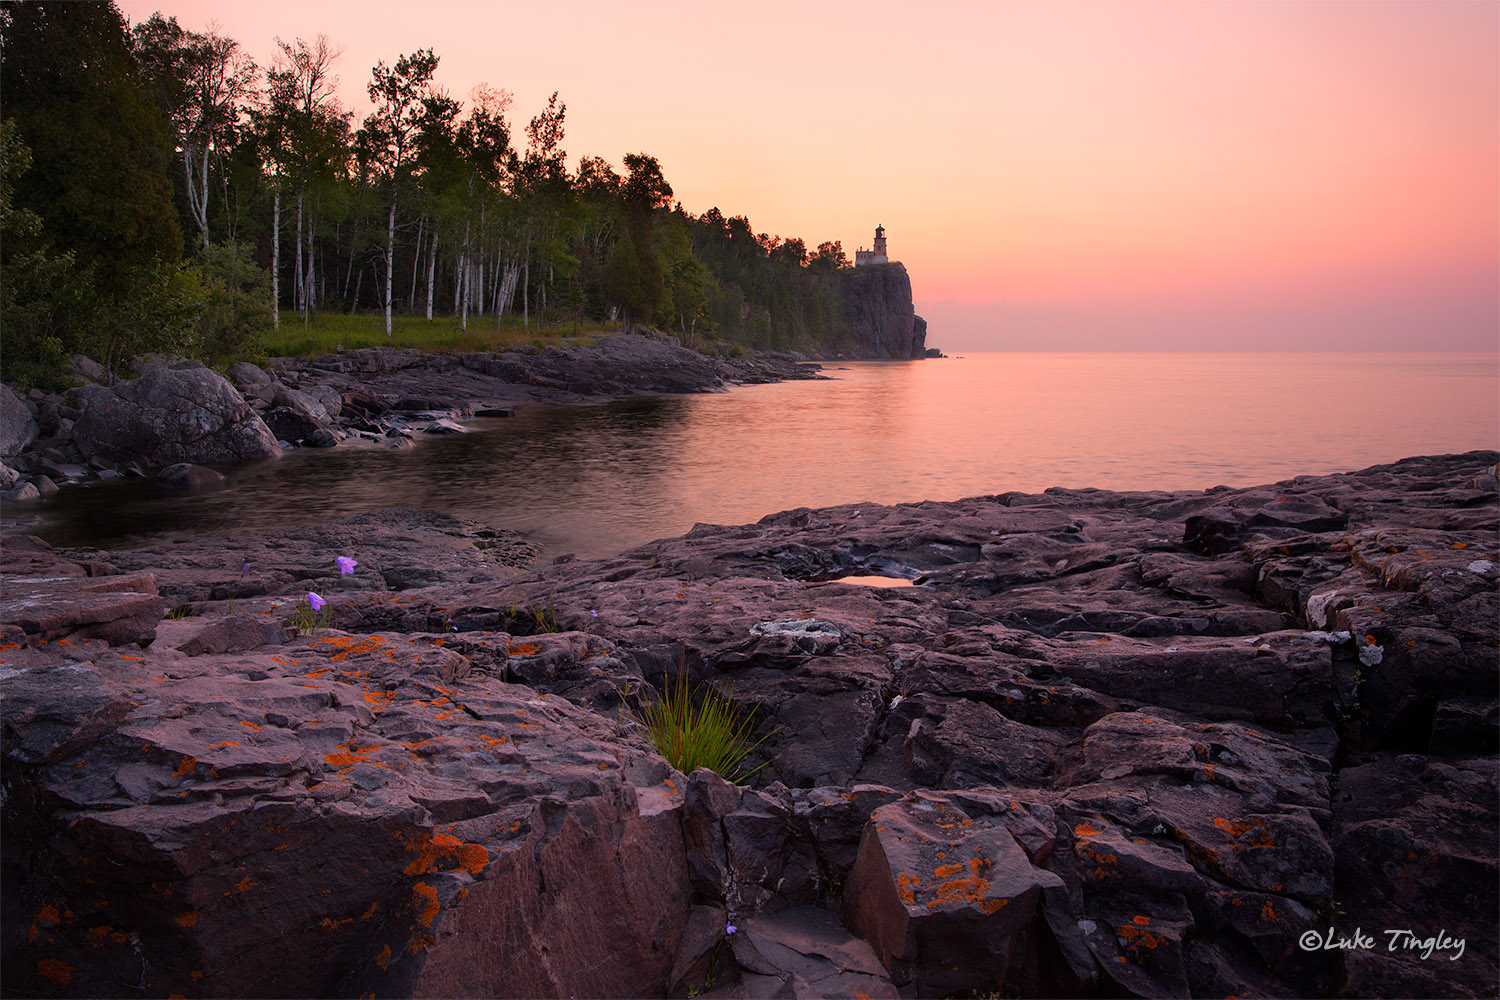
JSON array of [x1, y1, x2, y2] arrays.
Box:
[[843, 793, 1065, 997]]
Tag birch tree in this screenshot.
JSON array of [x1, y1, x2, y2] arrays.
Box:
[[358, 49, 438, 336], [131, 15, 255, 251]]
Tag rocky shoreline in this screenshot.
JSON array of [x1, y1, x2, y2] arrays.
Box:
[[2, 451, 1496, 997], [0, 332, 825, 506]]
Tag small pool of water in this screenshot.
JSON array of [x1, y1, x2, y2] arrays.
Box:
[[825, 575, 917, 588]]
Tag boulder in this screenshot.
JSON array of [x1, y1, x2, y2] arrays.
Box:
[[0, 383, 38, 459], [71, 367, 280, 466], [843, 793, 1066, 997], [262, 384, 336, 443]]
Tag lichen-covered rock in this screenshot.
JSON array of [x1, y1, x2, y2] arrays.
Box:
[[2, 452, 1494, 999], [843, 793, 1065, 997], [71, 367, 280, 466]]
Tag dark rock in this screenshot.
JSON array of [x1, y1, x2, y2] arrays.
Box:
[[306, 427, 341, 448], [166, 612, 291, 655], [157, 462, 227, 491], [69, 354, 104, 382], [0, 383, 38, 459], [72, 367, 280, 466], [843, 793, 1065, 997], [2, 482, 40, 503], [225, 360, 274, 397], [729, 906, 897, 998]]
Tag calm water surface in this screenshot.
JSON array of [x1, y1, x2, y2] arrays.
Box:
[[25, 353, 1500, 559]]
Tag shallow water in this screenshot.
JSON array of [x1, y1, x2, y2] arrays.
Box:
[[22, 352, 1500, 559]]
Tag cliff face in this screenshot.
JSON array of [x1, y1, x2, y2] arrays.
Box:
[[830, 263, 927, 360]]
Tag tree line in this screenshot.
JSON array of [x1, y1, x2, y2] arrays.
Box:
[[0, 1, 861, 388]]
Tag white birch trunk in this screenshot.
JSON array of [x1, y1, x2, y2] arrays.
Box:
[[384, 190, 396, 336], [409, 215, 425, 314], [271, 186, 280, 330], [295, 191, 304, 316], [426, 231, 438, 322]]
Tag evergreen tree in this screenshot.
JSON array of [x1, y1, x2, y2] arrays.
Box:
[[0, 0, 182, 295]]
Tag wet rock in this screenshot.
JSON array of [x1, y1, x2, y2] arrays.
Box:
[[157, 462, 227, 491], [2, 481, 40, 503]]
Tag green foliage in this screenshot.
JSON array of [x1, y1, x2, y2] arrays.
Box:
[[633, 669, 772, 783], [184, 242, 273, 362], [287, 596, 333, 636], [1, 0, 182, 296]]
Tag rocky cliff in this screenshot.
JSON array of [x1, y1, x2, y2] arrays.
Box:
[[830, 263, 928, 360]]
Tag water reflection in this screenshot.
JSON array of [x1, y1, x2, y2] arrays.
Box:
[[21, 353, 1499, 559]]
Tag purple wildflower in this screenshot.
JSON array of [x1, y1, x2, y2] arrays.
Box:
[[336, 556, 358, 575], [589, 609, 598, 617], [241, 562, 250, 576], [307, 592, 326, 611], [725, 923, 737, 935]]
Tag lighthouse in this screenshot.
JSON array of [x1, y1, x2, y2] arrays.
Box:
[[854, 224, 890, 266]]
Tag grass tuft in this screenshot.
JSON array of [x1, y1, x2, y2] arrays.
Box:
[[634, 669, 772, 783]]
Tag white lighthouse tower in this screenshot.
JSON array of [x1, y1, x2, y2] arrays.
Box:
[[854, 224, 889, 266]]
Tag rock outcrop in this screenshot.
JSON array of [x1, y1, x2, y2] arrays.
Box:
[[2, 452, 1495, 998], [833, 263, 927, 360], [0, 335, 824, 503]]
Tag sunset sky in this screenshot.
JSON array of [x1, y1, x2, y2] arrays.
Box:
[[115, 0, 1498, 352]]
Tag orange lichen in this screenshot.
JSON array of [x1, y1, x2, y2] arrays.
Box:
[[324, 743, 377, 769], [1212, 817, 1277, 849], [37, 959, 74, 985], [234, 876, 255, 893], [375, 944, 393, 971], [1260, 901, 1278, 922], [412, 882, 441, 928], [934, 863, 963, 878], [1074, 821, 1101, 838], [173, 911, 200, 927], [895, 871, 921, 906], [172, 757, 199, 778], [1133, 915, 1151, 926], [240, 720, 262, 731], [36, 904, 60, 925], [212, 741, 240, 749]]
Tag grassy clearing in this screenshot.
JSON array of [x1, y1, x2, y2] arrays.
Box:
[[259, 311, 618, 359]]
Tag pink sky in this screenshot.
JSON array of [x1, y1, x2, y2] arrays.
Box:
[[117, 0, 1498, 351]]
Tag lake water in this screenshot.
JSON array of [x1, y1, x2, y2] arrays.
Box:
[[23, 352, 1500, 559]]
